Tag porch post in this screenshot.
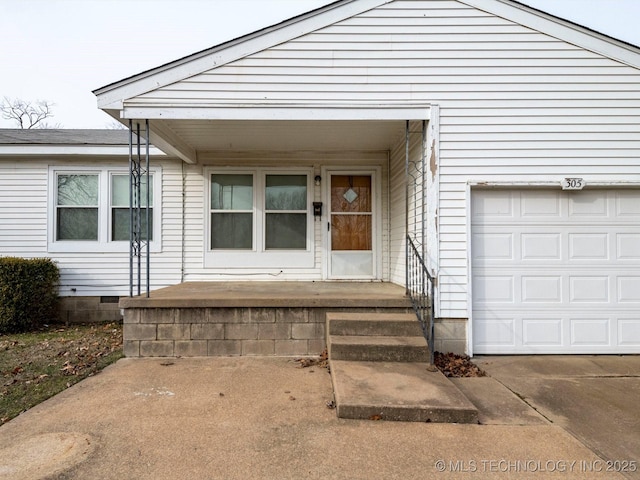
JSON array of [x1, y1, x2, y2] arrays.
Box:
[[128, 120, 133, 298], [145, 119, 150, 296], [421, 119, 427, 260], [404, 120, 410, 294], [128, 120, 151, 298]]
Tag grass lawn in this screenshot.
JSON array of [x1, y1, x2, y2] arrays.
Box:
[[0, 322, 123, 424]]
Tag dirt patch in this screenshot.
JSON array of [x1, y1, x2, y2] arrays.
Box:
[[0, 322, 123, 424], [435, 351, 486, 378], [0, 432, 95, 480]]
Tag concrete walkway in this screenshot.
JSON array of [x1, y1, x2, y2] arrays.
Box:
[[474, 355, 640, 480], [0, 356, 636, 479]]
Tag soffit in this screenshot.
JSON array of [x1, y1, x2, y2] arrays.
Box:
[[155, 119, 406, 154]]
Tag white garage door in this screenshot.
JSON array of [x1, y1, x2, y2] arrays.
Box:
[[471, 189, 640, 354]]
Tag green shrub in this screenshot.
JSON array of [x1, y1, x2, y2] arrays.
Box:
[[0, 257, 59, 334]]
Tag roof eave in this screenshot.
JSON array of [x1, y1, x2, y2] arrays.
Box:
[[462, 0, 640, 68]]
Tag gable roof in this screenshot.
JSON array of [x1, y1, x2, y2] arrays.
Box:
[[94, 0, 640, 111]]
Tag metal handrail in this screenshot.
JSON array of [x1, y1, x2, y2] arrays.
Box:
[[406, 235, 435, 365]]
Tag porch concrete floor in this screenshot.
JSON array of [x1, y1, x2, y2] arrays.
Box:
[[119, 281, 411, 309]]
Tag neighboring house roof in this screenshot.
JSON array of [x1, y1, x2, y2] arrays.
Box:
[[0, 129, 165, 157], [0, 129, 129, 145]]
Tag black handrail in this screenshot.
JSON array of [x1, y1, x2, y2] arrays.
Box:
[[406, 235, 435, 365]]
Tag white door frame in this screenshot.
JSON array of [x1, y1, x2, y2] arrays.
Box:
[[321, 166, 382, 280]]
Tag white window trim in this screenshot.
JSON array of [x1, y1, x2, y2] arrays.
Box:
[[204, 166, 314, 269], [47, 165, 162, 253]]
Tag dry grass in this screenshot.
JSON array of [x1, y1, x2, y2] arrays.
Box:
[[0, 322, 123, 424]]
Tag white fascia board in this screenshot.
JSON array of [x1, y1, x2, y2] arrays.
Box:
[[122, 103, 431, 121], [148, 121, 197, 164], [0, 145, 166, 157], [95, 0, 392, 109], [461, 0, 640, 68]]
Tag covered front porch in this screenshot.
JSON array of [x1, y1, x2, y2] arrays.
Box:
[[121, 281, 410, 309], [121, 281, 413, 358]]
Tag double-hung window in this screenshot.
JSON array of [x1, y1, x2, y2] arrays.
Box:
[[206, 168, 313, 269], [56, 174, 99, 240], [48, 167, 160, 252], [111, 174, 153, 242]]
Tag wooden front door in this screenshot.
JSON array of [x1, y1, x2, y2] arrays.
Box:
[[327, 173, 376, 279]]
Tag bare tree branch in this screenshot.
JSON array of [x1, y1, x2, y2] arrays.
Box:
[[0, 97, 60, 129]]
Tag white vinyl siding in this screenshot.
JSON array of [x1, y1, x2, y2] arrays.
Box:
[[0, 162, 48, 254], [0, 158, 183, 297]]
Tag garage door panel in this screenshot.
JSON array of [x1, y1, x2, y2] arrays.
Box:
[[617, 234, 640, 259], [522, 318, 563, 346], [570, 318, 610, 346], [521, 191, 561, 217], [569, 191, 608, 217], [569, 233, 609, 260], [569, 276, 609, 303], [618, 318, 640, 346], [616, 191, 640, 216], [521, 276, 562, 303], [522, 233, 561, 259], [472, 189, 640, 354], [474, 275, 514, 303], [474, 318, 516, 347], [472, 190, 514, 219], [618, 277, 640, 302], [472, 232, 513, 260]]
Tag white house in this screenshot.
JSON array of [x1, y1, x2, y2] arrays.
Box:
[[3, 0, 640, 355]]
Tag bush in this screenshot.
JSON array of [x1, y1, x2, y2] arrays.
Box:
[[0, 257, 59, 333]]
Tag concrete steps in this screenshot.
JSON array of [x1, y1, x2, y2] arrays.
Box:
[[329, 335, 430, 362], [326, 312, 478, 423]]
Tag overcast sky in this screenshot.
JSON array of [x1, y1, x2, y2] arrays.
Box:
[[1, 0, 639, 129]]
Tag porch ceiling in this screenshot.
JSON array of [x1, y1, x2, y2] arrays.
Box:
[[150, 119, 406, 161]]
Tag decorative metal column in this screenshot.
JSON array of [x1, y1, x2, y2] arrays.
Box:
[[405, 118, 435, 364], [129, 120, 151, 297]]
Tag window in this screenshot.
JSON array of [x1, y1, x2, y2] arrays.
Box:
[[205, 168, 313, 269], [111, 174, 153, 241], [48, 167, 160, 252], [56, 174, 99, 240], [265, 174, 307, 250], [210, 174, 253, 249]]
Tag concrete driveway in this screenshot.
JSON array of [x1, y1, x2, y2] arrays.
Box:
[[0, 355, 637, 479], [474, 355, 640, 480]]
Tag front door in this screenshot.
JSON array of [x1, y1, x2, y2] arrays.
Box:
[[327, 171, 377, 279]]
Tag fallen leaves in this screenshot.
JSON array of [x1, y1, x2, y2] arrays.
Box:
[[434, 352, 486, 378], [294, 348, 329, 370], [0, 322, 123, 424]]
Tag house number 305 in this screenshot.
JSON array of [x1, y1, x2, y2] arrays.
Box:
[[562, 177, 585, 190]]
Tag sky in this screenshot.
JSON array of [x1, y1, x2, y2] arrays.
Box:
[[1, 0, 639, 129]]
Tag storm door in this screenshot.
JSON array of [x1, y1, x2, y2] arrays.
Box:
[[327, 172, 377, 279]]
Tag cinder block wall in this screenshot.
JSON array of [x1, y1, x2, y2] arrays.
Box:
[[123, 306, 412, 357], [123, 307, 329, 357], [58, 296, 123, 324], [434, 318, 467, 355]]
